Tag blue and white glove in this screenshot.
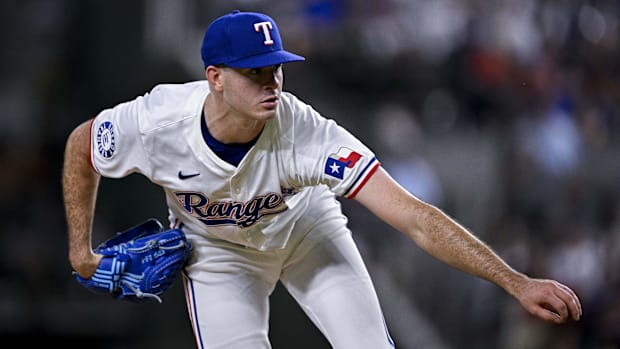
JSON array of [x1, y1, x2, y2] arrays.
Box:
[[74, 219, 192, 303]]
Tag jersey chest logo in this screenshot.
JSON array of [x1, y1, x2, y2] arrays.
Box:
[[324, 147, 362, 180], [174, 191, 288, 228]]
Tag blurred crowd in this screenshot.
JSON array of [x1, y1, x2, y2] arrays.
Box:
[[1, 0, 618, 348]]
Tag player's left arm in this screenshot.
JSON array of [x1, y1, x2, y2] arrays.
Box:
[[63, 118, 104, 279], [354, 166, 582, 324]]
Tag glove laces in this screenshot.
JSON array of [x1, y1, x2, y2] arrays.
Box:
[[121, 280, 163, 303]]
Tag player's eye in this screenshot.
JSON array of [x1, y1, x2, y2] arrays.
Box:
[[247, 65, 282, 75]]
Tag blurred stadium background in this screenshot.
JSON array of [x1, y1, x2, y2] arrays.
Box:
[[1, 0, 619, 348]]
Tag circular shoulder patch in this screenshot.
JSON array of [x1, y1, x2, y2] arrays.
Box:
[[96, 121, 116, 158]]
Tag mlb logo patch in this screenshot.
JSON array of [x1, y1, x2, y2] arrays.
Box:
[[324, 147, 362, 179], [96, 121, 116, 159]]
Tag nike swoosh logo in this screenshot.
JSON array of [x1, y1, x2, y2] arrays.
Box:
[[178, 171, 200, 180]]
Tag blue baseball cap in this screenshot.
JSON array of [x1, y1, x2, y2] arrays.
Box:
[[201, 10, 305, 69]]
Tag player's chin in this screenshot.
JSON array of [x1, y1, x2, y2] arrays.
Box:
[[255, 106, 277, 119]]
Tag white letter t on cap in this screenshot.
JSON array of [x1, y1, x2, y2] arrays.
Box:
[[254, 21, 274, 45]]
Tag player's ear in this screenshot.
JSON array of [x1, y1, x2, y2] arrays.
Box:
[[205, 65, 224, 92]]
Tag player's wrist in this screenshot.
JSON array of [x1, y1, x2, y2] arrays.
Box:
[[70, 250, 102, 278], [499, 270, 530, 298]]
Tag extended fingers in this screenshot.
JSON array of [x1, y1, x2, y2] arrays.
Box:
[[528, 303, 564, 324], [551, 280, 582, 321], [542, 292, 570, 323], [530, 280, 582, 324]]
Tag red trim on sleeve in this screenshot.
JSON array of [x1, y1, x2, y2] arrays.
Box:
[[347, 161, 381, 199]]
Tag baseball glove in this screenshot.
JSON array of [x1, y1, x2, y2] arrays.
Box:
[[74, 218, 192, 303]]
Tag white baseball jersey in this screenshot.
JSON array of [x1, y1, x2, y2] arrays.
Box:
[[89, 80, 380, 250]]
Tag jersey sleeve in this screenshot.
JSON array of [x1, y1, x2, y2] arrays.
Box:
[[90, 94, 151, 178], [286, 95, 381, 199]]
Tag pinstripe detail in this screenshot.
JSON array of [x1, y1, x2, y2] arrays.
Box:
[[383, 315, 395, 347], [184, 273, 204, 349]]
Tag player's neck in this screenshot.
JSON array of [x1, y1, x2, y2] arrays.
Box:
[[203, 94, 265, 144]]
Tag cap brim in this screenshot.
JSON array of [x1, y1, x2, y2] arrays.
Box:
[[225, 50, 305, 68]]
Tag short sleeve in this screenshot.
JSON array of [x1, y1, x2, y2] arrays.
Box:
[[286, 96, 381, 199], [90, 96, 151, 178]]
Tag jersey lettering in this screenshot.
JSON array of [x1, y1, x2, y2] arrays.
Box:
[[254, 21, 274, 45], [175, 191, 287, 228]]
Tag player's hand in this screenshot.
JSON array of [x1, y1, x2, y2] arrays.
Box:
[[512, 277, 582, 324]]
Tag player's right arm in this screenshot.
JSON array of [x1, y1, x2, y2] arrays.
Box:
[[62, 119, 103, 279], [354, 166, 582, 324]]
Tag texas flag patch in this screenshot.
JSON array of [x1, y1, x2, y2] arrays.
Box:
[[324, 147, 363, 179]]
